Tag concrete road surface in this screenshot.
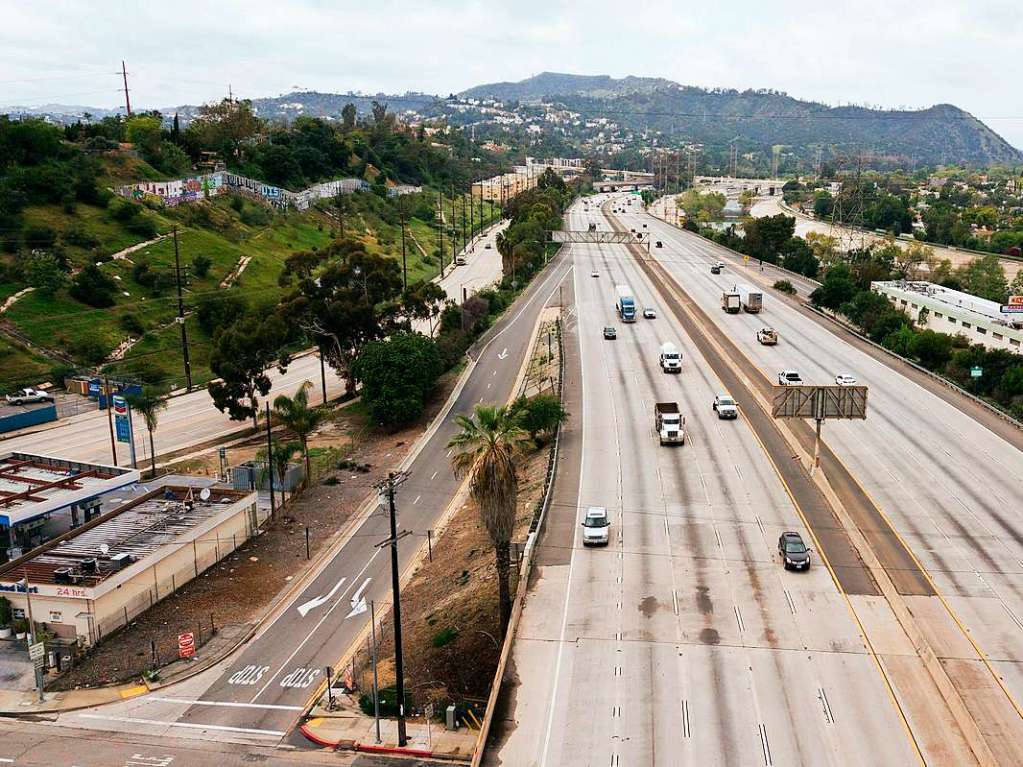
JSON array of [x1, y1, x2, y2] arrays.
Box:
[[621, 197, 1023, 763], [491, 199, 922, 766], [43, 212, 567, 747], [1, 224, 505, 467]]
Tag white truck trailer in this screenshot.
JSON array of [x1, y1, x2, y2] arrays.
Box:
[[736, 283, 763, 313]]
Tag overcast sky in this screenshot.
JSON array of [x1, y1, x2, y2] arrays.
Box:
[[3, 0, 1021, 150]]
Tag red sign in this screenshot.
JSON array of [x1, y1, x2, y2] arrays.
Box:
[[178, 632, 195, 659], [1009, 295, 1023, 306]]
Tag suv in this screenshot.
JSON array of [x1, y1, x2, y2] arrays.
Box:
[[710, 264, 722, 275], [777, 370, 803, 386], [712, 394, 738, 419], [603, 326, 617, 340], [778, 532, 811, 570], [581, 506, 611, 546], [5, 388, 53, 405]]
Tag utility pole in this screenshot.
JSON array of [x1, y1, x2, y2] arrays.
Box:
[[460, 191, 467, 252], [24, 570, 43, 702], [375, 472, 410, 747], [469, 178, 475, 247], [172, 227, 193, 391], [319, 349, 328, 405], [104, 376, 118, 466], [370, 599, 382, 744], [437, 190, 445, 278], [335, 188, 345, 238], [265, 402, 277, 520], [120, 61, 131, 116], [450, 186, 457, 265], [399, 195, 407, 291]]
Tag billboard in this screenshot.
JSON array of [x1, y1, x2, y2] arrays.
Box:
[[771, 385, 869, 420]]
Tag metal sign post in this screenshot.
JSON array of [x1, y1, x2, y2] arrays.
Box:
[[772, 385, 869, 476]]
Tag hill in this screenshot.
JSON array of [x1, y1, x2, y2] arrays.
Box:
[[462, 73, 1022, 166]]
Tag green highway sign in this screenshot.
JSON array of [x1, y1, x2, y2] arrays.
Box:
[[971, 366, 983, 378]]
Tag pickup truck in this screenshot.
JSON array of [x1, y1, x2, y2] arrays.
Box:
[[654, 402, 685, 445], [713, 394, 738, 419], [756, 328, 778, 345], [5, 388, 53, 405]]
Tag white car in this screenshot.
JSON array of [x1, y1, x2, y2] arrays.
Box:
[[5, 388, 53, 405], [591, 270, 600, 278], [835, 374, 857, 386], [643, 307, 657, 319], [778, 370, 803, 386], [581, 506, 611, 546], [713, 394, 738, 419]]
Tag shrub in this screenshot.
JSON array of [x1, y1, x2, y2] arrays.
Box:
[[359, 685, 412, 718], [71, 336, 109, 366], [353, 333, 443, 429], [119, 313, 145, 335], [69, 263, 117, 307], [192, 254, 213, 278], [23, 225, 57, 250], [432, 627, 458, 648], [510, 393, 567, 443], [64, 225, 100, 248], [773, 280, 796, 295]]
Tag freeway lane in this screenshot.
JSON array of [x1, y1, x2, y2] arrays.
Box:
[[626, 199, 1023, 763], [491, 198, 921, 766], [52, 212, 572, 745]]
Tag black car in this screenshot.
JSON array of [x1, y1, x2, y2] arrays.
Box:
[[778, 532, 811, 570], [710, 265, 722, 274], [603, 326, 617, 340]]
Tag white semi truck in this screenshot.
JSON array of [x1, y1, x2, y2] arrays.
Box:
[[736, 283, 763, 313]]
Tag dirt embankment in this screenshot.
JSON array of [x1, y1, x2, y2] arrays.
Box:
[[50, 375, 459, 691]]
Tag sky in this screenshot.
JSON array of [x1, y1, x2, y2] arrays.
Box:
[[2, 0, 1022, 150]]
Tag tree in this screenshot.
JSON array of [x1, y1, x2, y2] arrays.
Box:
[[956, 254, 1008, 302], [913, 330, 954, 370], [891, 240, 934, 280], [22, 252, 66, 295], [69, 263, 117, 307], [447, 404, 531, 635], [780, 237, 819, 278], [185, 98, 262, 158], [341, 103, 357, 130], [810, 263, 856, 309], [124, 116, 162, 157], [510, 394, 567, 445], [743, 213, 795, 264], [272, 381, 324, 485], [805, 231, 841, 269], [257, 440, 301, 507], [353, 333, 443, 428], [208, 313, 290, 428], [126, 387, 169, 479], [278, 239, 405, 394]]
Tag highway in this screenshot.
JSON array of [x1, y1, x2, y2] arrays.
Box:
[[492, 198, 924, 766], [40, 213, 559, 749], [623, 198, 1023, 762], [0, 222, 505, 468]]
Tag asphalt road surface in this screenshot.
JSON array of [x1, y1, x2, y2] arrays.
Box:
[[45, 211, 570, 748], [629, 198, 1023, 763], [491, 198, 922, 766]]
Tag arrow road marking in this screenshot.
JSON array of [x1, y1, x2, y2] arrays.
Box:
[[296, 577, 347, 618], [497, 347, 508, 360], [346, 578, 372, 618]]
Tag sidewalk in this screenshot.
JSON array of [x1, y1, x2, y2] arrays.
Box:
[[300, 699, 477, 762]]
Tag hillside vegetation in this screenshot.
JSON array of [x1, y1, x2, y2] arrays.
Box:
[[0, 106, 501, 392]]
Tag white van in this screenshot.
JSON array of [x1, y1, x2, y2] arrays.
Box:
[[659, 342, 682, 373]]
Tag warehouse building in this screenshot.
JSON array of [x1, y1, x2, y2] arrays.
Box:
[[0, 484, 259, 646], [0, 453, 140, 560], [872, 281, 1023, 353]]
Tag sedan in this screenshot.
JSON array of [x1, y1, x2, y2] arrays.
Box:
[[778, 532, 811, 570], [591, 270, 600, 278], [603, 326, 617, 340], [710, 265, 722, 275], [582, 506, 611, 546], [643, 308, 657, 319], [835, 374, 857, 386]]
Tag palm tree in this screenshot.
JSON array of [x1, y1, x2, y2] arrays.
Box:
[[257, 440, 302, 507], [272, 381, 324, 486], [126, 388, 169, 479], [447, 404, 530, 635]]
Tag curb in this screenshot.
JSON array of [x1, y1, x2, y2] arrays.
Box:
[[299, 722, 340, 749], [357, 742, 435, 758]]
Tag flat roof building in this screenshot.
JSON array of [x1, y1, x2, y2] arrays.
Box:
[[872, 281, 1023, 353], [0, 453, 140, 559], [0, 484, 259, 646]]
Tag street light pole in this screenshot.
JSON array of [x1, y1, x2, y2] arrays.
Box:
[[172, 227, 193, 392], [399, 195, 408, 292]]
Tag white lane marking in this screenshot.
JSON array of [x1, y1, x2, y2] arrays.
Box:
[[0, 759, 13, 764], [430, 471, 438, 480], [413, 495, 421, 505], [346, 578, 372, 618], [498, 347, 508, 360], [78, 714, 284, 737], [150, 697, 302, 711], [251, 549, 380, 702], [295, 577, 347, 618]]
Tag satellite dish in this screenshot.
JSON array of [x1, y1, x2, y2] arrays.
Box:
[[199, 487, 211, 502], [100, 544, 109, 556]]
